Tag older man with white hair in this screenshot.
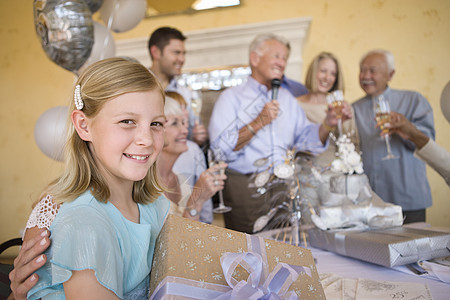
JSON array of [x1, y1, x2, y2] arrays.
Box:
[[353, 49, 435, 224], [208, 33, 351, 233]]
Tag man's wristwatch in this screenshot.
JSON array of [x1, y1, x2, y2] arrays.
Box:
[[188, 208, 199, 217]]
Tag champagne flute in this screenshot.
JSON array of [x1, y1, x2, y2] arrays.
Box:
[[375, 95, 398, 160], [208, 149, 232, 214], [190, 90, 202, 122], [327, 90, 344, 135], [212, 162, 232, 214]]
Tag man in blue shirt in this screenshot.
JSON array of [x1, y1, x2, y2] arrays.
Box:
[[353, 49, 435, 223], [209, 33, 350, 233]]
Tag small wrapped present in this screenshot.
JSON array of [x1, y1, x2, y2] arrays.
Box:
[[149, 215, 325, 299], [308, 226, 450, 267]]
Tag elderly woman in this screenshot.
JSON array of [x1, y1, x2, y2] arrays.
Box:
[[157, 96, 226, 220]]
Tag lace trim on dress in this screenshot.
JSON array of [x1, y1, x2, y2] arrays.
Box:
[[26, 195, 60, 230]]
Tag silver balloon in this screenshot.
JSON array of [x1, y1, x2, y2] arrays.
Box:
[[440, 80, 450, 124], [34, 0, 94, 73], [84, 0, 104, 13]]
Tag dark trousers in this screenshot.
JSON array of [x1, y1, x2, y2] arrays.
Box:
[[403, 209, 426, 224], [222, 169, 286, 233]]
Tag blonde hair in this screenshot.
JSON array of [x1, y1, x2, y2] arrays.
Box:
[[40, 57, 166, 205], [164, 96, 183, 116], [165, 91, 187, 107], [305, 52, 344, 93]]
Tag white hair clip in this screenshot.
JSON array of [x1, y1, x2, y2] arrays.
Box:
[[74, 85, 84, 110]]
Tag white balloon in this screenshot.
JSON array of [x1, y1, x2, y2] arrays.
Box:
[[440, 80, 450, 124], [77, 21, 116, 75], [34, 106, 69, 161], [100, 0, 147, 33]]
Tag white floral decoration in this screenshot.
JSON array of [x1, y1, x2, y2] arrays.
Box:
[[209, 234, 218, 241], [186, 261, 197, 271], [285, 251, 292, 258], [331, 134, 364, 175], [211, 272, 223, 281], [203, 254, 213, 263], [197, 280, 206, 288], [180, 241, 188, 251], [169, 266, 176, 271], [195, 239, 205, 248], [232, 269, 240, 278], [225, 232, 235, 240]]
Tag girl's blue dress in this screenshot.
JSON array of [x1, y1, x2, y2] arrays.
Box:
[[28, 191, 170, 300]]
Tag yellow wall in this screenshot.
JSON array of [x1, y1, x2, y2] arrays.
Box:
[[1, 0, 449, 249]]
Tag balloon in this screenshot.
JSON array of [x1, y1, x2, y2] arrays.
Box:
[[84, 0, 103, 13], [33, 0, 94, 73], [99, 0, 147, 33], [76, 21, 116, 76], [440, 80, 450, 124], [34, 106, 69, 161]]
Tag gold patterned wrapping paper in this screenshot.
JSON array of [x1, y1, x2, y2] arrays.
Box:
[[308, 226, 450, 267], [149, 215, 325, 299]]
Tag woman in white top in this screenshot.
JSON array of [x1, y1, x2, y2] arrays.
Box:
[[158, 96, 227, 220]]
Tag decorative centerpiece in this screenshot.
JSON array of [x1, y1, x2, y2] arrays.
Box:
[[310, 133, 403, 231], [329, 134, 366, 202]]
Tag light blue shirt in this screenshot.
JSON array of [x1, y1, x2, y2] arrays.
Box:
[[28, 191, 170, 300], [282, 76, 308, 97], [208, 76, 327, 174], [353, 87, 435, 211]]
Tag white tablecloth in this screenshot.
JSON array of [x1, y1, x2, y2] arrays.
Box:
[[309, 246, 450, 299]]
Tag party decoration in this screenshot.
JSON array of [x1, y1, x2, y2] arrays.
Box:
[[85, 0, 103, 12], [440, 80, 450, 124], [99, 0, 147, 33], [33, 0, 94, 73], [34, 106, 68, 161], [76, 21, 116, 75]]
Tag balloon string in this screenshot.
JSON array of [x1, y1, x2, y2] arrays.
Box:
[[101, 0, 118, 60]]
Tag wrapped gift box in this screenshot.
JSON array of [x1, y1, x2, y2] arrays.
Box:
[[308, 226, 450, 267], [149, 215, 325, 299]]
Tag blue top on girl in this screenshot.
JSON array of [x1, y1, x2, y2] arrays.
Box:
[[28, 57, 170, 299]]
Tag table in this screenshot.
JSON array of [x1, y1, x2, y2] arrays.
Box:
[[309, 246, 450, 299]]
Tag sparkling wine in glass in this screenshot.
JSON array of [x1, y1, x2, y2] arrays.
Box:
[[375, 95, 398, 160], [212, 161, 232, 214], [190, 90, 202, 122], [207, 149, 232, 214], [327, 90, 344, 135]]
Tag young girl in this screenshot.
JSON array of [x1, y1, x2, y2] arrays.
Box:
[[27, 57, 170, 299]]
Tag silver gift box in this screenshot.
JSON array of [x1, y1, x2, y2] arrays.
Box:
[[308, 227, 450, 267]]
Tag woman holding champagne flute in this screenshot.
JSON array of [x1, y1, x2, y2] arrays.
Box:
[[296, 52, 358, 167], [158, 96, 227, 220]]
